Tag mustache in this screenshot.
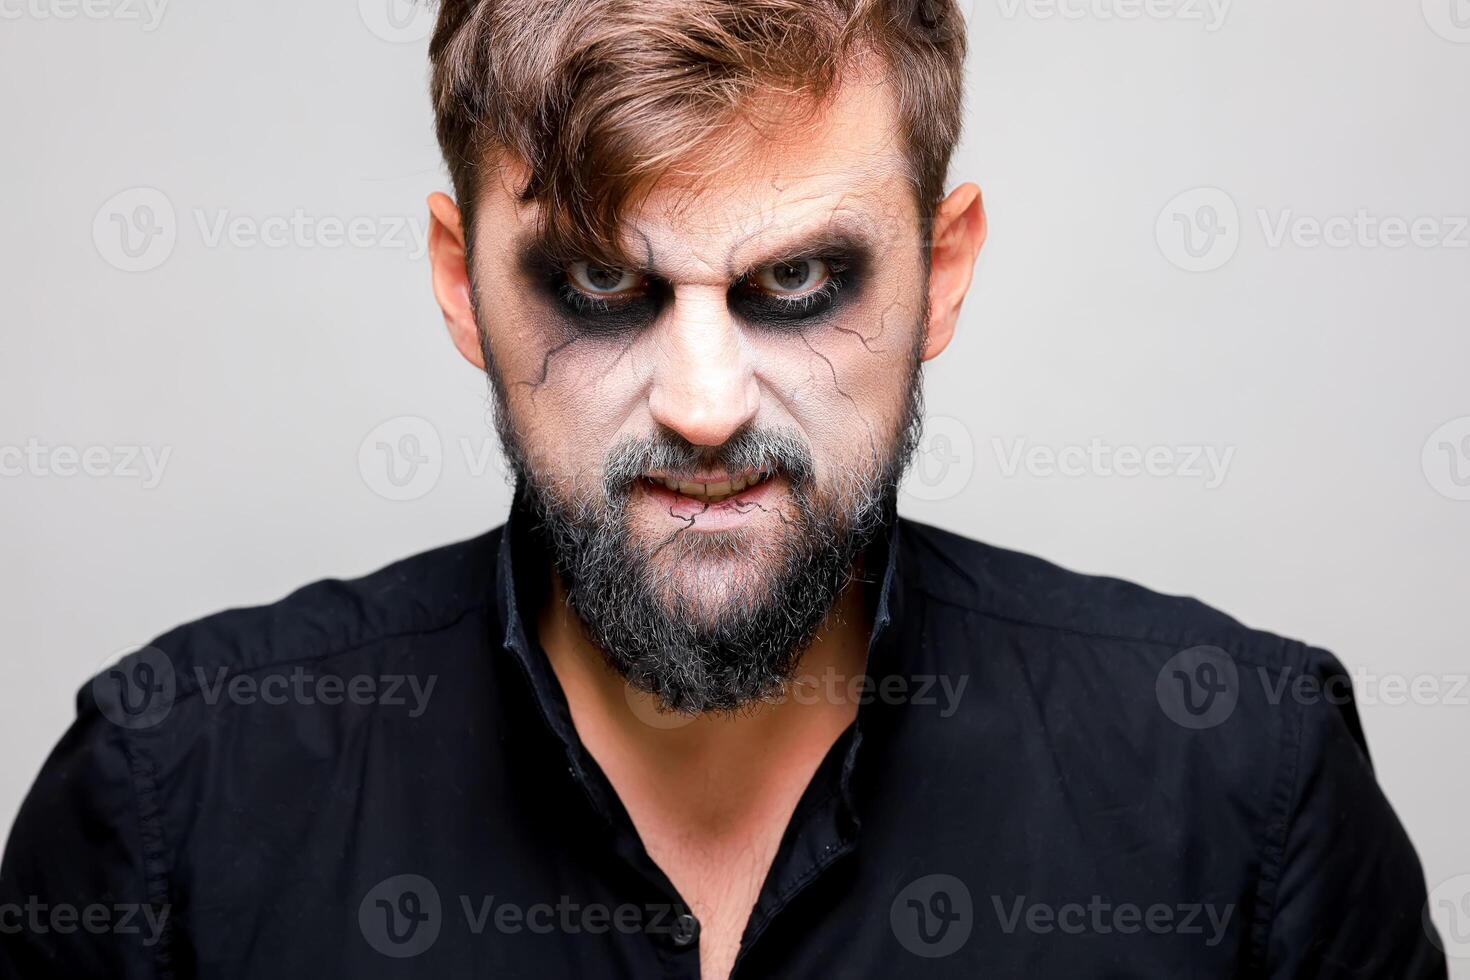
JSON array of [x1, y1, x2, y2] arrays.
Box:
[[601, 426, 816, 499]]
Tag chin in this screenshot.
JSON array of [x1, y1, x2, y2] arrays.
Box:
[[644, 547, 786, 619]]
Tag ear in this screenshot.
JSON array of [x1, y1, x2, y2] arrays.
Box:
[[923, 182, 987, 362], [427, 191, 485, 370]]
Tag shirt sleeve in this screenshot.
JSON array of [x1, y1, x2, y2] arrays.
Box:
[[0, 688, 165, 980], [1263, 645, 1447, 978]]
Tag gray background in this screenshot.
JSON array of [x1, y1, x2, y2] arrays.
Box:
[[2, 0, 1467, 965]]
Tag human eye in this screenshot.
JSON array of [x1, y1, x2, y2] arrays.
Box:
[[566, 260, 644, 299], [550, 260, 661, 331], [732, 255, 856, 326]]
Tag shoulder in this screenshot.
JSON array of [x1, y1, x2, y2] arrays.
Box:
[[893, 517, 1366, 787], [897, 517, 1315, 672], [82, 526, 504, 724], [891, 521, 1435, 972]]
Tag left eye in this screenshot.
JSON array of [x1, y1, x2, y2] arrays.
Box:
[[752, 259, 830, 296], [568, 260, 642, 295]]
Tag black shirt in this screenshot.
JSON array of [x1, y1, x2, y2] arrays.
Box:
[[0, 498, 1446, 978]]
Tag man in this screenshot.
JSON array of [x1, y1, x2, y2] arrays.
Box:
[[0, 1, 1445, 977]]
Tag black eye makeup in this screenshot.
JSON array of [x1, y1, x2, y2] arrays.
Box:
[[728, 251, 864, 328], [516, 233, 870, 335]]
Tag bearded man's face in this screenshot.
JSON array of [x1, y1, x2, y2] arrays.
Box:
[[454, 74, 937, 713]]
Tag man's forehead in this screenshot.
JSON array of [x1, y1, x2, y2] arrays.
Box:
[[492, 73, 915, 278], [620, 174, 904, 281]]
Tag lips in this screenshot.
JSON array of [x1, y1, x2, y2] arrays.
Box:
[[643, 469, 774, 505]]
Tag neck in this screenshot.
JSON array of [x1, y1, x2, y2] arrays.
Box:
[[538, 567, 872, 829]]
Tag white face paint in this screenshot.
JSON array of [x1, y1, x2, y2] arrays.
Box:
[[470, 73, 931, 619]]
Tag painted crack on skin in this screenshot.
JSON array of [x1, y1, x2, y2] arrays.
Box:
[[797, 328, 879, 462], [516, 334, 580, 394]]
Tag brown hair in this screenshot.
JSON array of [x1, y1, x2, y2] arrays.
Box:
[[429, 0, 967, 265]]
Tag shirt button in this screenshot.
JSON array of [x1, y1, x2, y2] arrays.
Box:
[[671, 912, 700, 947]]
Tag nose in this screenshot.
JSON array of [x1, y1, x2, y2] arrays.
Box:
[[647, 289, 759, 447]]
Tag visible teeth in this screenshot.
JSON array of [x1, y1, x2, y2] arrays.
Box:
[[648, 470, 773, 501]]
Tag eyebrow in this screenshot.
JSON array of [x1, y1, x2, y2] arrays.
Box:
[[512, 213, 883, 284], [716, 221, 879, 280]]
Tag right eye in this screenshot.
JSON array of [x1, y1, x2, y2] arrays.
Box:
[[567, 261, 644, 297]]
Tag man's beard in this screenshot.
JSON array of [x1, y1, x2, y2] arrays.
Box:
[[486, 339, 925, 715]]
